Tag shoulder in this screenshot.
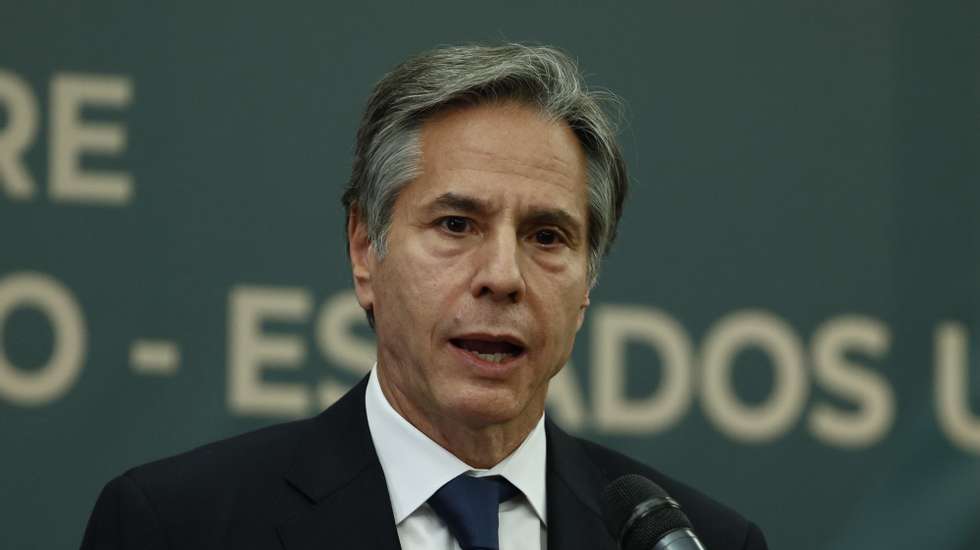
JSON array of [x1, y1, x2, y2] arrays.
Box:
[[572, 436, 767, 550], [124, 417, 313, 496], [108, 378, 370, 515], [83, 380, 376, 548], [82, 418, 323, 548], [118, 417, 321, 534]]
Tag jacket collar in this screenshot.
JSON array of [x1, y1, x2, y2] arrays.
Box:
[[277, 377, 401, 549], [276, 376, 616, 550], [545, 418, 618, 550]]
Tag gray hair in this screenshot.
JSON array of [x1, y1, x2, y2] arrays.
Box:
[[343, 43, 628, 286]]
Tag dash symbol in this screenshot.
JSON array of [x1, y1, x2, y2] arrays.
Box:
[[130, 339, 180, 375]]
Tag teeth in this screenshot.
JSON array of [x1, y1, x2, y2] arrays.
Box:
[[474, 352, 511, 363]]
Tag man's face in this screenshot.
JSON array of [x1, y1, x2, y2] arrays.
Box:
[[350, 101, 591, 433]]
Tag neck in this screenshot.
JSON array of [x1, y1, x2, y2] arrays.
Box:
[[376, 364, 542, 469]]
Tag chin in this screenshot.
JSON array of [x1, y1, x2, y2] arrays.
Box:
[[442, 386, 528, 427]]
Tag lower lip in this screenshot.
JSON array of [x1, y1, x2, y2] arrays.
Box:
[[449, 343, 525, 378]]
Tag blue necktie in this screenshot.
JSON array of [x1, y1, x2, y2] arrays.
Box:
[[428, 474, 519, 550]]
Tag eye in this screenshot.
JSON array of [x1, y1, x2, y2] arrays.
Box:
[[534, 229, 561, 246], [439, 216, 470, 234]]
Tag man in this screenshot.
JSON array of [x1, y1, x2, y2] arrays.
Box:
[[81, 44, 767, 549]]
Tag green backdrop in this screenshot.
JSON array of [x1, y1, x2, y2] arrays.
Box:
[[1, 1, 977, 548]]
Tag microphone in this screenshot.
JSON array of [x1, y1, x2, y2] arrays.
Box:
[[600, 474, 706, 550]]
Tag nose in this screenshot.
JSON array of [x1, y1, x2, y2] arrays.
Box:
[[472, 231, 526, 303]]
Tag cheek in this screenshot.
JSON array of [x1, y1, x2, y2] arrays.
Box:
[[381, 252, 463, 328], [536, 282, 588, 349]]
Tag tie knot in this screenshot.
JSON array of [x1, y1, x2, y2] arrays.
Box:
[[428, 475, 519, 550]]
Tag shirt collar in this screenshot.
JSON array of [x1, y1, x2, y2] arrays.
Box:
[[364, 365, 548, 525]]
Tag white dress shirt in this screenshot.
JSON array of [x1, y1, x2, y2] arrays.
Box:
[[365, 366, 547, 550]]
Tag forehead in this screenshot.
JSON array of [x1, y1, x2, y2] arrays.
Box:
[[407, 101, 589, 214]]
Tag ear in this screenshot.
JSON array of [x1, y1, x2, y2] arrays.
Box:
[[348, 207, 375, 313], [575, 289, 591, 331]]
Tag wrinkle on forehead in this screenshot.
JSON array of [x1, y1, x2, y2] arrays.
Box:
[[438, 146, 583, 192], [419, 101, 588, 193]]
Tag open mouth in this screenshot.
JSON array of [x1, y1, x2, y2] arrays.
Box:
[[450, 338, 526, 364]]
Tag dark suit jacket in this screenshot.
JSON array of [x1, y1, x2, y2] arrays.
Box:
[[81, 377, 767, 549]]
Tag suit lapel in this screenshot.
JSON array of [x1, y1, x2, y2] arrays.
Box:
[[277, 377, 401, 550], [546, 419, 618, 550], [274, 379, 615, 550]]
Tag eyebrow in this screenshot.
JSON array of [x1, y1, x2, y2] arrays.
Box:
[[427, 192, 585, 244], [428, 192, 491, 215]]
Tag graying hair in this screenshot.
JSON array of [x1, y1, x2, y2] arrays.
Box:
[[343, 43, 628, 286]]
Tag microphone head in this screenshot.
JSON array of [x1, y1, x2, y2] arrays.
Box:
[[601, 474, 694, 550]]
